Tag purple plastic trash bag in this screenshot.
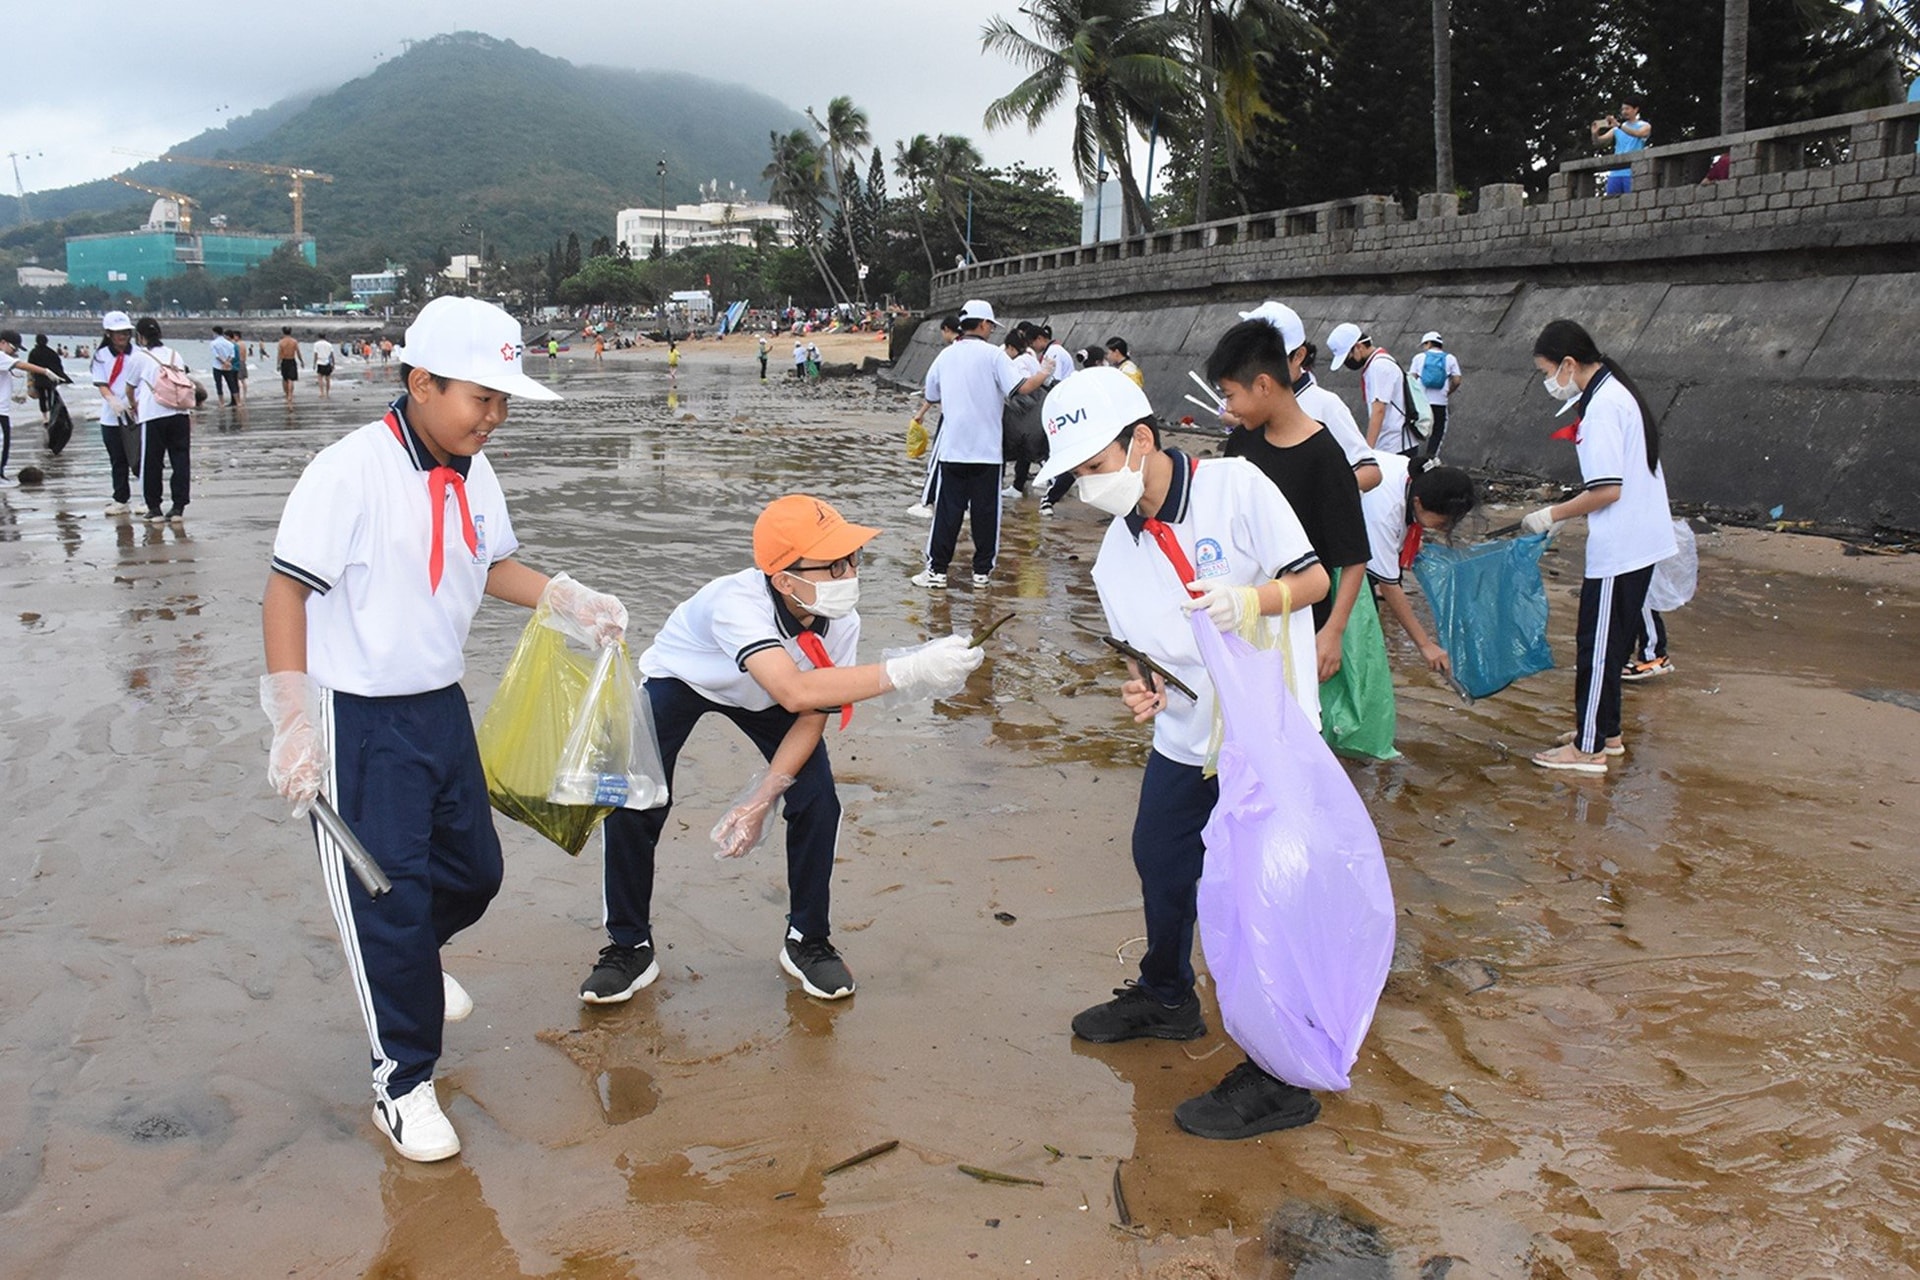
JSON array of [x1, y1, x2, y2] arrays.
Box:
[[1190, 614, 1396, 1092]]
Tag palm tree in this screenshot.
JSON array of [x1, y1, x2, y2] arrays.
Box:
[[763, 128, 849, 305], [1432, 0, 1455, 194], [1722, 0, 1749, 133], [1180, 0, 1318, 221], [982, 0, 1191, 237], [893, 135, 941, 276], [808, 97, 872, 300], [930, 134, 984, 263]]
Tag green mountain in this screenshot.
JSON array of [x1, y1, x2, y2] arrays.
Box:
[[4, 32, 805, 274]]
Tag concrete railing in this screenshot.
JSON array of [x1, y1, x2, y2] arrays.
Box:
[[929, 101, 1920, 305]]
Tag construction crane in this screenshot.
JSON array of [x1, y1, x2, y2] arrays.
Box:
[[157, 154, 333, 238], [110, 175, 197, 232], [6, 150, 39, 226]]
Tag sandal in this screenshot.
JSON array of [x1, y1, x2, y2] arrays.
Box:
[[1557, 730, 1625, 756], [1532, 743, 1608, 774]]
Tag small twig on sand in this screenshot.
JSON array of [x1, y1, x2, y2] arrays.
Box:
[[958, 1164, 1044, 1187], [822, 1139, 899, 1177], [1112, 1160, 1132, 1227]]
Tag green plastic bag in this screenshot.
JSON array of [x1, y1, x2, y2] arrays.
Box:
[[476, 602, 616, 855], [1317, 568, 1399, 761]]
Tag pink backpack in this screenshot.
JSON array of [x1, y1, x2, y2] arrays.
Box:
[[149, 349, 200, 412]]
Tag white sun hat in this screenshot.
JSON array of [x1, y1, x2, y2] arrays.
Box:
[[395, 296, 560, 401]]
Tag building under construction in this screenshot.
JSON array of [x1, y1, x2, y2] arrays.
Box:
[[65, 198, 314, 297]]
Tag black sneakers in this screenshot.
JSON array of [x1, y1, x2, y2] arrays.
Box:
[[578, 942, 660, 1004], [1071, 983, 1207, 1043], [1173, 1059, 1320, 1140], [780, 933, 856, 1000]]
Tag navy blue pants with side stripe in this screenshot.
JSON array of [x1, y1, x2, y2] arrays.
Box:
[[1132, 750, 1221, 1005], [925, 460, 1002, 576], [317, 683, 502, 1101], [1571, 565, 1655, 754], [601, 676, 841, 949]]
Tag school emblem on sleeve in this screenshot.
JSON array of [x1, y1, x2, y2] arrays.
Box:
[[472, 514, 488, 563], [1193, 538, 1230, 580]]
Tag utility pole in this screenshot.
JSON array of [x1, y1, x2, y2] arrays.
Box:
[[656, 157, 669, 261]]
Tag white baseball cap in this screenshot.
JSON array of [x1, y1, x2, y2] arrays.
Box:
[[1326, 322, 1365, 368], [1421, 331, 1444, 346], [1035, 366, 1153, 484], [957, 298, 998, 327], [394, 296, 560, 401], [1238, 301, 1306, 352], [102, 310, 134, 331]]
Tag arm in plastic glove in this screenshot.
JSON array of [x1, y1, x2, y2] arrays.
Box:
[[261, 573, 325, 816], [483, 563, 629, 648], [1182, 562, 1330, 633], [709, 711, 823, 858], [1522, 483, 1620, 536], [742, 634, 984, 715], [1378, 580, 1451, 674]]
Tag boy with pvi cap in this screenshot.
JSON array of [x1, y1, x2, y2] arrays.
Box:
[[261, 296, 630, 1162], [582, 495, 985, 1005], [1036, 367, 1332, 1139]]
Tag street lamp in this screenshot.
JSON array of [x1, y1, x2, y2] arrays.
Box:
[[656, 157, 669, 260]]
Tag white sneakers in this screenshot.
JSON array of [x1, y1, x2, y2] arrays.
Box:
[[374, 1081, 461, 1162], [104, 501, 131, 515], [443, 971, 473, 1022], [905, 502, 934, 519], [910, 569, 947, 590]]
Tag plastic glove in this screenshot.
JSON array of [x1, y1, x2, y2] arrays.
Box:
[[1182, 582, 1257, 633], [106, 394, 130, 419], [541, 573, 628, 649], [1521, 507, 1561, 536], [260, 672, 327, 818], [882, 634, 984, 702], [710, 769, 795, 859]]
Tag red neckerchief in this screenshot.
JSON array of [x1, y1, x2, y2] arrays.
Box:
[[792, 631, 852, 730], [1550, 419, 1582, 443], [1399, 524, 1424, 569], [108, 353, 126, 387], [385, 411, 475, 594], [1141, 457, 1204, 599]]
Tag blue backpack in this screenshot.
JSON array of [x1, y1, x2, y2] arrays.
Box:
[[1420, 350, 1449, 390]]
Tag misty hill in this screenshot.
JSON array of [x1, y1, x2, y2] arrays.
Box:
[[3, 33, 806, 273]]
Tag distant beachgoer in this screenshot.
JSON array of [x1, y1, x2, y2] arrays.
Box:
[[1104, 336, 1143, 388], [757, 335, 769, 380], [312, 336, 336, 399], [792, 339, 806, 378], [90, 311, 149, 514], [209, 328, 237, 405], [595, 334, 606, 365], [1591, 94, 1651, 195], [0, 330, 66, 487], [666, 339, 678, 374], [277, 327, 303, 405], [228, 330, 249, 404], [380, 337, 394, 364], [805, 342, 821, 383], [547, 337, 559, 365], [26, 333, 69, 423], [131, 316, 193, 525]]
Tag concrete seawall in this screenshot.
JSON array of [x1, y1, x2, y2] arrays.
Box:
[[890, 103, 1920, 534]]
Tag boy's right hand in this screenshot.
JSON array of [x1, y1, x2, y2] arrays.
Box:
[[1121, 671, 1166, 723], [883, 635, 984, 702], [260, 672, 326, 817]]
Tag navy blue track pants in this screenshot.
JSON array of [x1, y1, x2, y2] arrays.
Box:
[[1132, 750, 1220, 1005]]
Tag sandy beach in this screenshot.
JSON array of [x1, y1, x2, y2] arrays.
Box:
[[1, 354, 1916, 1279]]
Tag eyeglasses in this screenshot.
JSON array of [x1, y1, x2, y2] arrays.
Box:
[[789, 552, 860, 579]]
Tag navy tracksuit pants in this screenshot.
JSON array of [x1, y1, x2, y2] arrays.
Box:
[[925, 460, 1002, 576], [316, 684, 502, 1101], [1572, 565, 1656, 754], [601, 676, 841, 948], [1132, 750, 1221, 1005]]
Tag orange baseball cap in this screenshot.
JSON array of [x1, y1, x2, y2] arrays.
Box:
[[752, 495, 880, 574]]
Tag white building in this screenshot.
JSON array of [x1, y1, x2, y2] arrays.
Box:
[[351, 263, 407, 302], [442, 254, 483, 284], [615, 199, 793, 258], [16, 266, 68, 290]]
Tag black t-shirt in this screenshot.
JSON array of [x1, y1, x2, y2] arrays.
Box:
[[1222, 425, 1371, 631]]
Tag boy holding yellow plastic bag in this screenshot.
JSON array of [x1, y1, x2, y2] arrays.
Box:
[[260, 297, 628, 1164]]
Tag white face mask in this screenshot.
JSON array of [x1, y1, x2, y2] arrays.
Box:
[[788, 574, 860, 619], [1075, 439, 1146, 517], [1542, 364, 1581, 402]]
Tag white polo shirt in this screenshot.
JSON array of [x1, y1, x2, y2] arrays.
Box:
[[922, 335, 1022, 464], [639, 567, 861, 712], [1361, 351, 1410, 453], [1359, 452, 1415, 585], [1042, 342, 1075, 383], [271, 400, 520, 697], [1417, 349, 1462, 405], [1575, 371, 1676, 579], [90, 345, 156, 425], [1296, 372, 1375, 472], [1091, 451, 1321, 767]]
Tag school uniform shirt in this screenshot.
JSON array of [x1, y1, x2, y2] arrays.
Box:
[[0, 351, 19, 399], [1361, 351, 1410, 454], [132, 345, 190, 424], [922, 335, 1023, 464], [90, 346, 157, 425], [270, 398, 520, 698], [1295, 371, 1375, 472], [1417, 350, 1462, 405], [1092, 451, 1321, 767], [1042, 343, 1075, 384], [639, 568, 860, 713], [1574, 370, 1676, 579], [1359, 452, 1415, 585], [793, 343, 807, 367], [1220, 425, 1371, 632]]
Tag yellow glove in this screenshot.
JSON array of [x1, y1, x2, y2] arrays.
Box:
[[905, 418, 930, 459]]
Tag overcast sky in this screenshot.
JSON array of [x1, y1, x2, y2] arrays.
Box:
[[13, 2, 1123, 199]]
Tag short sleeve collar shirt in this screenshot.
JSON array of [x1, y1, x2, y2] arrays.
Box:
[[1295, 372, 1375, 470], [1574, 371, 1676, 578], [1420, 351, 1462, 405], [921, 336, 1022, 463], [1091, 451, 1321, 765], [639, 568, 862, 712], [91, 346, 156, 425], [1362, 352, 1409, 453], [1043, 343, 1075, 383], [270, 395, 520, 696], [1359, 451, 1415, 584]]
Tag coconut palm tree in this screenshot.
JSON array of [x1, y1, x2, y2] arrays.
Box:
[[892, 135, 941, 276], [1179, 0, 1318, 221], [981, 0, 1190, 237], [1722, 0, 1749, 133], [930, 133, 984, 263], [763, 128, 849, 305], [807, 97, 872, 300], [1432, 0, 1455, 194]]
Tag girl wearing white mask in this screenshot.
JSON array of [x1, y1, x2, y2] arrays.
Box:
[[1523, 319, 1676, 775]]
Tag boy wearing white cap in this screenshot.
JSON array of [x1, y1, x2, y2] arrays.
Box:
[[1327, 322, 1420, 459], [1415, 333, 1462, 458], [1036, 367, 1331, 1140], [259, 296, 630, 1163]]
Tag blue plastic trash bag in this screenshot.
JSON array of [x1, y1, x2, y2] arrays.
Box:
[[1191, 615, 1396, 1092], [1411, 533, 1554, 700]]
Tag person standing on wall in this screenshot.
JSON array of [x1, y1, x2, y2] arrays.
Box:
[[1592, 95, 1652, 196], [1414, 332, 1462, 459], [912, 299, 1047, 590], [1523, 318, 1676, 774]]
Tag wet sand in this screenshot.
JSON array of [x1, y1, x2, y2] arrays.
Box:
[[1, 355, 1917, 1279]]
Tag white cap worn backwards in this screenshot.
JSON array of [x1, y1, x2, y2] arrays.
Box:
[[395, 296, 560, 401], [1238, 301, 1306, 352], [957, 298, 998, 327]]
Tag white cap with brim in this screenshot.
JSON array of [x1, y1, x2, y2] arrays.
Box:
[[1421, 331, 1444, 346], [1238, 301, 1306, 352], [957, 298, 997, 327], [1035, 366, 1154, 485], [394, 296, 560, 401], [102, 310, 134, 331], [1326, 322, 1364, 368]]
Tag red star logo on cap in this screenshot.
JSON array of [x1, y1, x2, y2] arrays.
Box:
[[500, 343, 517, 362]]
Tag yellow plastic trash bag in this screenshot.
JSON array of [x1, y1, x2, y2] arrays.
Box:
[[905, 417, 930, 459], [477, 602, 615, 855]]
